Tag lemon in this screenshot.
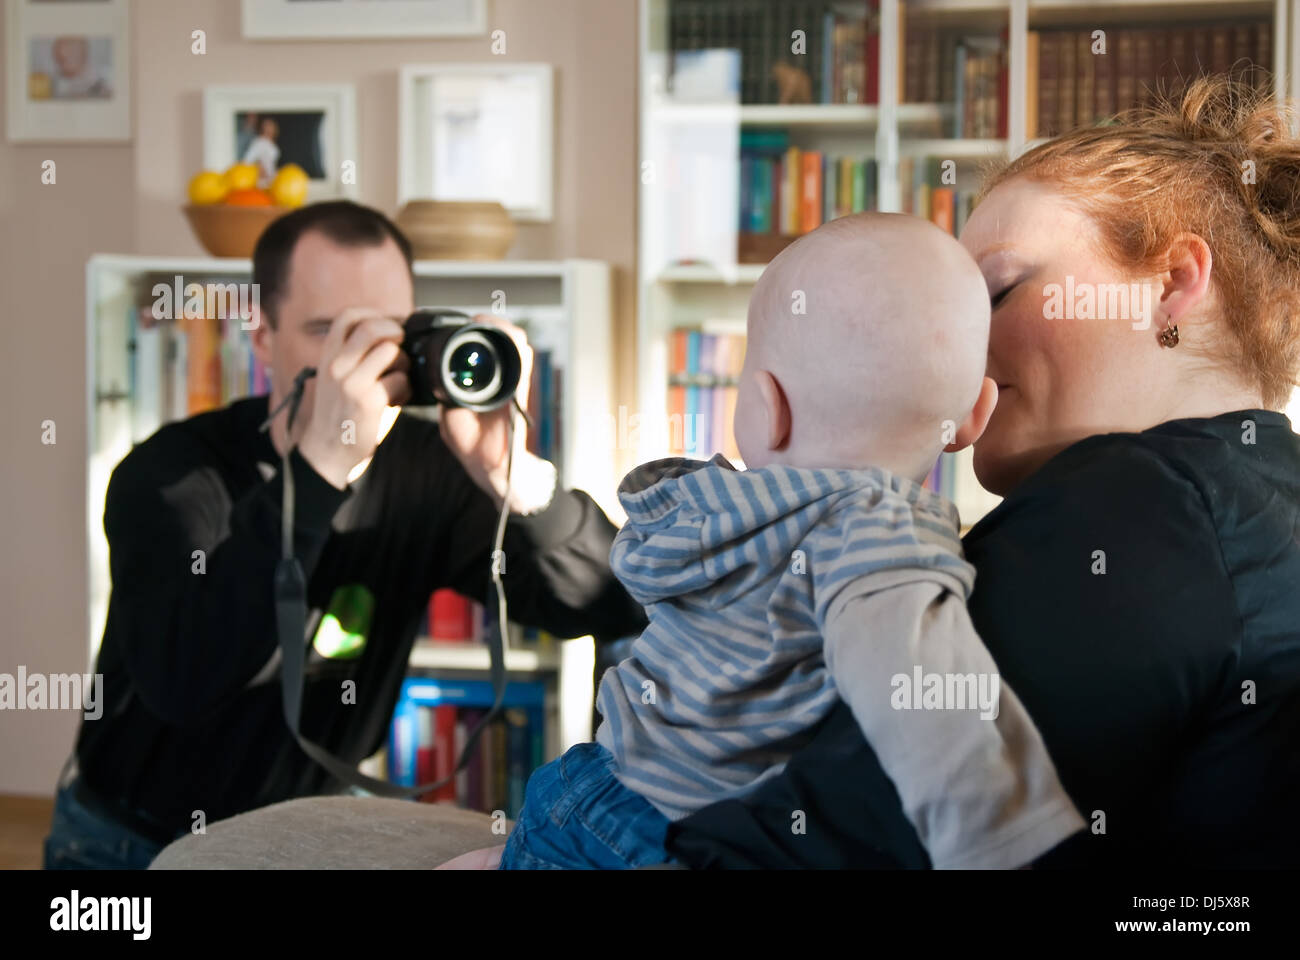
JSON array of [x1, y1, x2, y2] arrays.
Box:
[[269, 164, 309, 208], [28, 72, 52, 101], [188, 170, 228, 206], [223, 163, 259, 193]]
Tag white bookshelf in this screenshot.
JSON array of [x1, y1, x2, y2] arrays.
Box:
[[637, 0, 1296, 529], [85, 254, 617, 761]]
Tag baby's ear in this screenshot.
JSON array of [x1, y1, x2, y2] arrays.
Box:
[[755, 370, 792, 452], [943, 377, 998, 453]]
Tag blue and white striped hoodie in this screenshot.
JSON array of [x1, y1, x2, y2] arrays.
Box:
[[593, 453, 975, 822]]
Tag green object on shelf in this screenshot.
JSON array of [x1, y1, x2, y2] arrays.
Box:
[[312, 583, 374, 660]]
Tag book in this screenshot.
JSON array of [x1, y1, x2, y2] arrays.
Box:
[[433, 704, 457, 804], [429, 589, 474, 642], [800, 150, 823, 233], [506, 707, 530, 819]]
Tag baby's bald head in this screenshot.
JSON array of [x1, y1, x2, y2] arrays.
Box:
[[735, 213, 991, 478]]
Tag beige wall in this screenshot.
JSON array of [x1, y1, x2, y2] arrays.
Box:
[[0, 0, 639, 795]]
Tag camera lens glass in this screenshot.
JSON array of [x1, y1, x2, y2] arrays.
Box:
[[448, 340, 497, 394], [441, 329, 504, 407]]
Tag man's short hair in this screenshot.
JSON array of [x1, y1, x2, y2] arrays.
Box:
[[253, 200, 414, 329]]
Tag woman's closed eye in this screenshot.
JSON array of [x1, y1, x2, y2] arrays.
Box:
[[990, 284, 1016, 308]]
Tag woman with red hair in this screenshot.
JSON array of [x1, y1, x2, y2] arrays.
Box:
[[665, 76, 1300, 869]]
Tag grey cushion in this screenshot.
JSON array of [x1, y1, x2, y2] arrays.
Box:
[[149, 796, 509, 870]]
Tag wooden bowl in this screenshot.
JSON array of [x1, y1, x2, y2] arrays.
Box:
[[394, 200, 517, 260], [183, 204, 289, 259]]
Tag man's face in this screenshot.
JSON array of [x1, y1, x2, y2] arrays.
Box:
[[252, 231, 415, 447]]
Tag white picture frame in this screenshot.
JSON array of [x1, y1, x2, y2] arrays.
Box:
[[5, 0, 131, 143], [203, 85, 358, 200], [399, 63, 554, 222], [241, 0, 487, 40]]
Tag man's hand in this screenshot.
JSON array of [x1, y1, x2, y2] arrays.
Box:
[[438, 314, 556, 514], [297, 308, 411, 489]]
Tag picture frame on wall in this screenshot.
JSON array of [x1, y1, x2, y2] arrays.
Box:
[[203, 85, 358, 200], [399, 63, 554, 222], [5, 0, 131, 143], [241, 0, 488, 40]]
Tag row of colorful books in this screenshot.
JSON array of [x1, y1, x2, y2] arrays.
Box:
[[902, 28, 1007, 141], [388, 678, 546, 818], [669, 0, 880, 106], [127, 304, 270, 442], [667, 327, 745, 462], [421, 588, 558, 655], [899, 155, 980, 239], [740, 130, 878, 239], [1030, 23, 1272, 139]]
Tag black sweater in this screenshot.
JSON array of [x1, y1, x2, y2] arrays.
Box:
[[664, 410, 1300, 868], [77, 396, 647, 837]]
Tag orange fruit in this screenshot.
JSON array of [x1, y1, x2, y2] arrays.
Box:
[[269, 164, 309, 208], [223, 163, 260, 192], [188, 170, 227, 205], [225, 188, 274, 207]]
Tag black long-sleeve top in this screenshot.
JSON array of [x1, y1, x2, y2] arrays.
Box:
[[664, 410, 1300, 868], [76, 396, 648, 837]]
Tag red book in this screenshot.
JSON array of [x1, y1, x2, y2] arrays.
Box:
[[864, 1, 880, 104], [800, 151, 823, 233], [185, 315, 222, 415], [930, 188, 955, 236], [433, 704, 457, 804], [429, 589, 474, 642]]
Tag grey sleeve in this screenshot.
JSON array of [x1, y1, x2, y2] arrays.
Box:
[[822, 579, 1086, 868]]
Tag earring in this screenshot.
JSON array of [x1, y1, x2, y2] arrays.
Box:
[[1158, 314, 1179, 348]]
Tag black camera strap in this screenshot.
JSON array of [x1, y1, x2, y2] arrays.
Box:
[[265, 369, 513, 800]]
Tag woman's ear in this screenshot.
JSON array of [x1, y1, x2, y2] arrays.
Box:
[[943, 377, 998, 452], [754, 369, 792, 452], [1157, 232, 1213, 325]]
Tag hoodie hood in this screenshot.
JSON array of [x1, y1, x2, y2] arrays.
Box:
[[610, 454, 962, 607]]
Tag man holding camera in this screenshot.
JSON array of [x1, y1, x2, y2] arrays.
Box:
[[44, 201, 647, 869]]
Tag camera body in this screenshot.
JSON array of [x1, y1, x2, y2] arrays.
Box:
[[400, 309, 522, 412]]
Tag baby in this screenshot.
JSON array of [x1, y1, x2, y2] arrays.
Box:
[[463, 213, 1084, 870]]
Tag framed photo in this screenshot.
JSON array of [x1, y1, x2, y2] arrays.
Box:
[[5, 0, 131, 142], [203, 85, 357, 200], [242, 0, 487, 40], [399, 64, 554, 221]]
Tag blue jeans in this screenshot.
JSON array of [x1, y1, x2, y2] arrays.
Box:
[[43, 780, 170, 870], [499, 741, 675, 869]]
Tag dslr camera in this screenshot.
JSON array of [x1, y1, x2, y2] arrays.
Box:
[[400, 309, 522, 413]]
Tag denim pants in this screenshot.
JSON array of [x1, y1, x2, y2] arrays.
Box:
[[43, 779, 170, 870], [499, 741, 676, 869]]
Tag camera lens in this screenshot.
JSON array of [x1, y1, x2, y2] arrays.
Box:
[[448, 340, 497, 393], [441, 329, 503, 405]]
